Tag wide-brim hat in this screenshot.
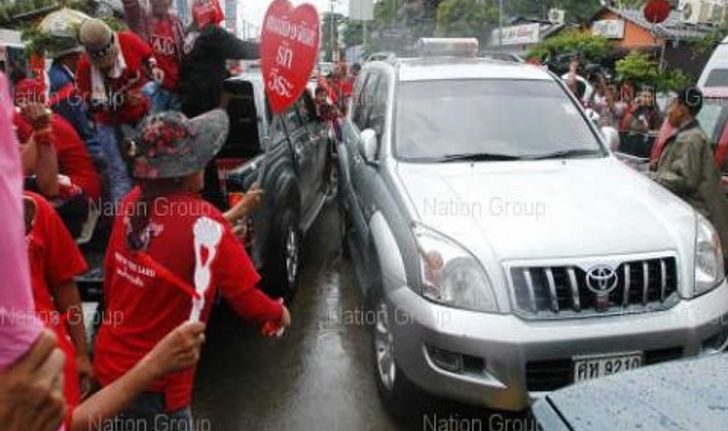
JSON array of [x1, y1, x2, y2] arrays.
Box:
[[131, 109, 229, 179], [78, 18, 119, 69]]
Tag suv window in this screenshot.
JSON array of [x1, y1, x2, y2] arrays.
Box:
[[705, 69, 728, 87], [395, 79, 603, 161], [697, 99, 728, 173]]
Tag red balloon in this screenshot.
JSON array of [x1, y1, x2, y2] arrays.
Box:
[[260, 0, 320, 114], [644, 0, 672, 24]]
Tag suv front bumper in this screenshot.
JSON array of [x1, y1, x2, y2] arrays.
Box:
[[387, 280, 728, 411]]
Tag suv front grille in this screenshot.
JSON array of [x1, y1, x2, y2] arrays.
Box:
[[510, 257, 679, 318]]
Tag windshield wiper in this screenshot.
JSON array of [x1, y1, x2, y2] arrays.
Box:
[[438, 152, 525, 162], [525, 149, 603, 160]]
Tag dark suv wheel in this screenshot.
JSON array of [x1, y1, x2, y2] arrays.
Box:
[[262, 207, 301, 301]]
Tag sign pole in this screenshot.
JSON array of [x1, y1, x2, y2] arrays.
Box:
[[498, 0, 504, 46]]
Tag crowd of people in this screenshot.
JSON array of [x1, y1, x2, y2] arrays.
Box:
[[563, 58, 728, 262], [4, 3, 728, 428], [1, 1, 294, 430]]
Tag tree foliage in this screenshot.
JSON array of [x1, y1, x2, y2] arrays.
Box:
[[615, 51, 659, 84], [435, 0, 497, 43], [321, 12, 346, 62], [528, 30, 612, 64], [616, 51, 695, 92]]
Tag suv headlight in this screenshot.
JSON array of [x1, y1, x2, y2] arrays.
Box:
[[695, 213, 725, 297], [413, 224, 498, 313]]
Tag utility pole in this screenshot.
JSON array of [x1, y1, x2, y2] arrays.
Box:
[[330, 0, 337, 62], [498, 0, 504, 46]]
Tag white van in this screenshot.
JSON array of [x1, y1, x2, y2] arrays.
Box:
[[697, 35, 728, 89]]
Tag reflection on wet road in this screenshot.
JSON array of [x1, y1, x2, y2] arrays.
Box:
[[193, 204, 533, 431]]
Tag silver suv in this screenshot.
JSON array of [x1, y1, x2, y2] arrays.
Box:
[[338, 39, 728, 414]]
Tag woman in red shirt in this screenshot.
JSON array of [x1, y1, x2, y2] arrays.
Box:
[[93, 109, 291, 428], [23, 191, 91, 419]]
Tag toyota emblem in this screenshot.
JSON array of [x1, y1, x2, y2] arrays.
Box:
[[586, 266, 619, 296]]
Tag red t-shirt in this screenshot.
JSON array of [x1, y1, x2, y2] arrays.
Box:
[[93, 188, 283, 411], [25, 192, 87, 414], [77, 31, 153, 125], [150, 17, 180, 91], [14, 113, 102, 200]]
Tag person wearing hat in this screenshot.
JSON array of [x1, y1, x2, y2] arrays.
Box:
[[76, 18, 158, 204], [46, 33, 104, 165], [649, 87, 728, 259], [92, 109, 291, 429]]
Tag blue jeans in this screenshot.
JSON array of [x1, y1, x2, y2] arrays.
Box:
[[106, 392, 194, 431], [143, 81, 181, 114], [97, 124, 133, 203]]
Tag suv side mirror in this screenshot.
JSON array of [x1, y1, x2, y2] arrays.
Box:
[[601, 126, 620, 152], [359, 129, 378, 162]]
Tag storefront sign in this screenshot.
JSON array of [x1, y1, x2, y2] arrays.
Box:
[[592, 19, 626, 39], [490, 23, 540, 46]]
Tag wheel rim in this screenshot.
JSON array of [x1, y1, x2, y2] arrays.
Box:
[[285, 226, 299, 287], [374, 300, 396, 390]]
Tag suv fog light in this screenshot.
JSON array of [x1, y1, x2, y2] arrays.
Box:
[[426, 346, 464, 373], [702, 326, 728, 353]]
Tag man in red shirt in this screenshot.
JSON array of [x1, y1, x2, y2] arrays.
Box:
[[94, 109, 291, 428], [123, 0, 185, 113], [14, 88, 102, 238], [76, 18, 158, 203], [23, 191, 90, 423]]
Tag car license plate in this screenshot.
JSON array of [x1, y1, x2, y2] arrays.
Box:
[[573, 352, 643, 383]]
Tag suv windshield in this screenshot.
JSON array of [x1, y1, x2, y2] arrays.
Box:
[[395, 79, 605, 162]]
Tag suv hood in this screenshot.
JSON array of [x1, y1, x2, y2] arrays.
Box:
[[396, 157, 696, 262]]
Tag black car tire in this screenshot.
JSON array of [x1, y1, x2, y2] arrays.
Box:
[[262, 207, 302, 302], [369, 287, 426, 420]]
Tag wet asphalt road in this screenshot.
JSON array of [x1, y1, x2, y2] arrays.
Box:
[[193, 203, 533, 431]]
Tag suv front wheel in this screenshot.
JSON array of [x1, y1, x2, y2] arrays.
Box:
[[371, 289, 426, 419]]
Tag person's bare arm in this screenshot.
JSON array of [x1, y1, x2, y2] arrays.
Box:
[[223, 186, 264, 225], [20, 139, 37, 176], [0, 330, 67, 431], [53, 281, 92, 395], [21, 105, 59, 199], [33, 132, 60, 199], [70, 322, 206, 431]]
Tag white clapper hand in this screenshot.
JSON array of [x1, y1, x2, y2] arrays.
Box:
[[190, 217, 223, 322]]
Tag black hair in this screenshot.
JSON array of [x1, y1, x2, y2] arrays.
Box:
[[676, 87, 703, 116]]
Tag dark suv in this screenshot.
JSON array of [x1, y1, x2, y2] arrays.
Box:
[[77, 71, 335, 303], [220, 71, 335, 299]]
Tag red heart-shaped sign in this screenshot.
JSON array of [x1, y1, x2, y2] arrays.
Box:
[[261, 0, 320, 114], [644, 0, 672, 24]]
